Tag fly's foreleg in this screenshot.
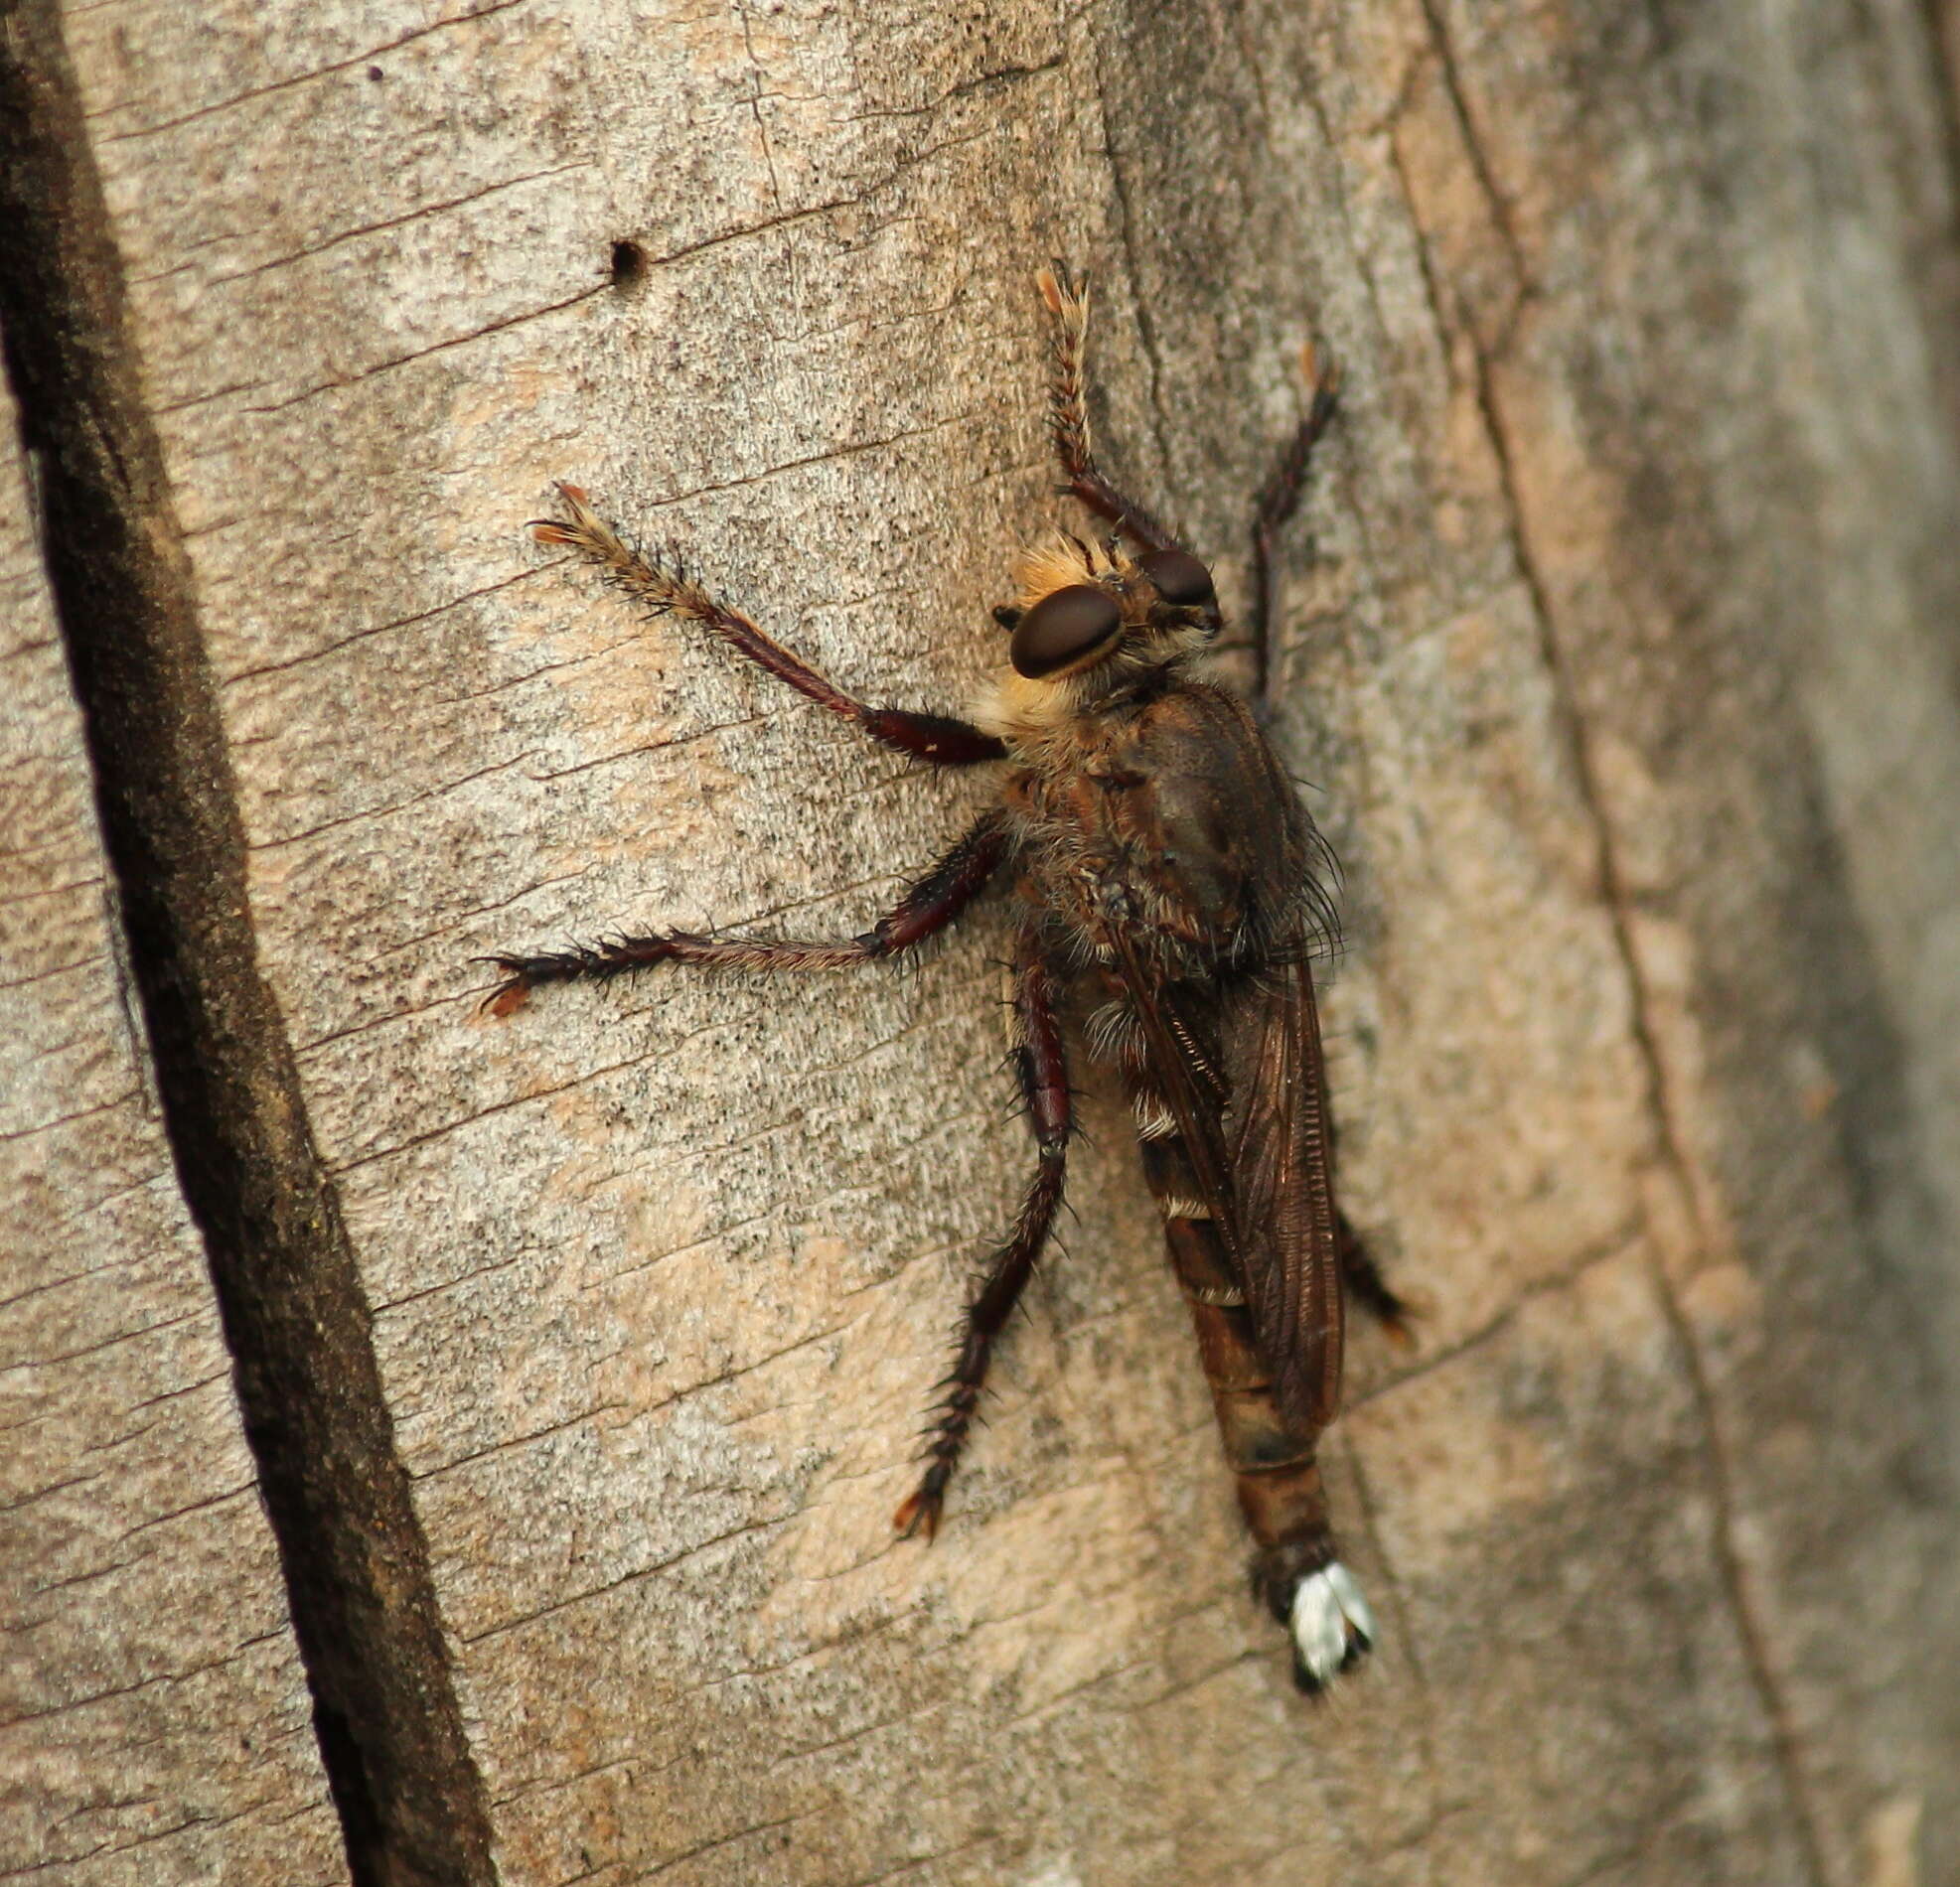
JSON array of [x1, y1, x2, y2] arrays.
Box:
[[894, 929, 1069, 1539], [532, 485, 1006, 767], [1035, 265, 1180, 555], [1248, 341, 1341, 698], [480, 810, 1006, 1016], [1246, 339, 1340, 693]]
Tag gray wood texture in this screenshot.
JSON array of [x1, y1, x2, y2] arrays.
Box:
[[6, 1, 1959, 1882], [0, 410, 347, 1882]]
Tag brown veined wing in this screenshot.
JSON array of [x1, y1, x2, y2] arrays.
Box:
[[1218, 950, 1343, 1433], [1110, 935, 1343, 1435]]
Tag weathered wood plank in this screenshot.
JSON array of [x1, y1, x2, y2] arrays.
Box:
[[31, 1, 1960, 1882], [0, 403, 346, 1884]]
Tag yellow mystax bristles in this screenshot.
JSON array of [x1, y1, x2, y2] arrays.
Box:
[[1008, 531, 1125, 611]]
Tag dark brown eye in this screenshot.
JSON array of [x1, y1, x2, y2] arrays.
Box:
[[1138, 548, 1215, 608], [1010, 584, 1124, 678]]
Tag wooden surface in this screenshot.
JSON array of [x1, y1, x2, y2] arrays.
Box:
[[6, 1, 1959, 1882], [0, 409, 347, 1882]]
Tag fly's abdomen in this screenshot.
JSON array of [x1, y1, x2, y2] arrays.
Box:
[[1137, 1131, 1374, 1692]]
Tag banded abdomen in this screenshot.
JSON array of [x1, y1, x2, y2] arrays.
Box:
[[1133, 1119, 1372, 1691]]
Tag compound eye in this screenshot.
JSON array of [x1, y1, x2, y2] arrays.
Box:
[[1138, 547, 1215, 608], [1010, 584, 1124, 678]]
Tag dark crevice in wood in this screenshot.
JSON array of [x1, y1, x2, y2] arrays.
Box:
[[0, 9, 496, 1886], [1913, 0, 1960, 228], [1911, 0, 1960, 456]]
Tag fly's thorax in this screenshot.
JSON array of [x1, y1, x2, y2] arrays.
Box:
[[999, 680, 1315, 984]]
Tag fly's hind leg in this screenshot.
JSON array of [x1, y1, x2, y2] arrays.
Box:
[[1248, 340, 1342, 698], [895, 926, 1070, 1539], [532, 484, 1005, 767], [480, 809, 1006, 1015], [1315, 1088, 1417, 1351], [1036, 264, 1181, 554], [1337, 1209, 1419, 1352]]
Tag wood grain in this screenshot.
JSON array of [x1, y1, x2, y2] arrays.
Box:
[[0, 400, 346, 1885]]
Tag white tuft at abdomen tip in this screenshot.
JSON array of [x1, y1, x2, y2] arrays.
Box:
[[1288, 1561, 1377, 1691]]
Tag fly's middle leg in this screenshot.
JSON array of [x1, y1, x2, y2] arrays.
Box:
[[894, 928, 1071, 1540], [479, 808, 1006, 1015]]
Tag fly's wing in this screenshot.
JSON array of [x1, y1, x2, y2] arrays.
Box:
[[1218, 949, 1344, 1432], [1109, 933, 1246, 1257], [1109, 683, 1345, 1434], [1109, 935, 1343, 1436]]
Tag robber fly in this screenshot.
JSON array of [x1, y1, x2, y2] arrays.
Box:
[[483, 265, 1412, 1692]]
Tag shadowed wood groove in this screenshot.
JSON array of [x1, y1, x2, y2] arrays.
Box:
[[0, 7, 494, 1884]]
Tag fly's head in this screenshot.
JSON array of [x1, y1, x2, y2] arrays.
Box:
[[975, 532, 1222, 751]]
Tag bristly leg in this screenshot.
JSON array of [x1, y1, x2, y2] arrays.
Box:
[[480, 808, 1007, 1016], [1249, 341, 1342, 699], [1314, 1104, 1418, 1351], [895, 927, 1071, 1538], [532, 485, 1006, 767], [1035, 264, 1182, 556], [1337, 1209, 1418, 1351]]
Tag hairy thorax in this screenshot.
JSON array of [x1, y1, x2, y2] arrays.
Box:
[[991, 673, 1311, 978]]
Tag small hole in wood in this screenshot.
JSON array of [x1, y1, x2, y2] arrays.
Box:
[[610, 240, 649, 293]]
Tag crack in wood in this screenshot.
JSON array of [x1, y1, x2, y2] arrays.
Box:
[[87, 0, 529, 147], [0, 8, 497, 1884]]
